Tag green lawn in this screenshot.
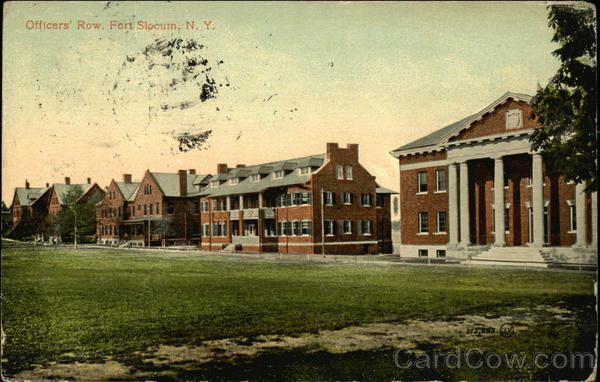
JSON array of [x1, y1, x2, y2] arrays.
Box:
[[1, 243, 596, 380]]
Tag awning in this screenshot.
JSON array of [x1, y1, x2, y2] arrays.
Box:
[[123, 216, 165, 223]]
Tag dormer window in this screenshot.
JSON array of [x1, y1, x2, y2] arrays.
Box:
[[299, 167, 310, 175], [228, 178, 239, 185], [251, 174, 260, 182], [210, 181, 220, 188], [274, 170, 284, 179]]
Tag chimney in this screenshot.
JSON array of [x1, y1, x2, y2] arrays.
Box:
[[25, 180, 30, 189], [347, 143, 359, 160], [189, 169, 196, 175], [178, 169, 187, 197], [236, 164, 246, 168], [217, 163, 228, 174], [87, 177, 91, 184], [326, 142, 339, 154], [65, 177, 71, 185], [45, 183, 49, 188], [123, 174, 132, 183]]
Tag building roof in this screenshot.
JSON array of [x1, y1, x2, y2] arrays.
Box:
[[150, 172, 211, 197], [391, 91, 533, 156], [115, 182, 141, 201], [52, 183, 94, 204], [376, 187, 398, 194], [200, 154, 326, 197], [14, 187, 49, 206]]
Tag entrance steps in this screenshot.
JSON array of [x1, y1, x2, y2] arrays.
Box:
[[466, 246, 549, 268], [222, 243, 238, 253]]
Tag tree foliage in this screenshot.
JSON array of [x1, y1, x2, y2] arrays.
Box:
[[154, 218, 174, 238], [53, 186, 101, 242], [530, 4, 597, 191]]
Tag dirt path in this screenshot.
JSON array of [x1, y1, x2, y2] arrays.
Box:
[[14, 305, 574, 381]]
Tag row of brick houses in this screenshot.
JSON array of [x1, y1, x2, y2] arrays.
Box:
[[95, 143, 397, 254], [8, 177, 105, 239], [390, 92, 597, 264]]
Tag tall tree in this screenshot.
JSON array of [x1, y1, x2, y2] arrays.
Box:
[[53, 186, 101, 243], [529, 4, 597, 191]]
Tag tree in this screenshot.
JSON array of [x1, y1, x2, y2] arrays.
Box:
[[153, 218, 174, 247], [529, 4, 597, 191], [53, 186, 101, 244]]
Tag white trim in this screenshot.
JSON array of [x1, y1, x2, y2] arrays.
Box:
[[400, 159, 448, 171]]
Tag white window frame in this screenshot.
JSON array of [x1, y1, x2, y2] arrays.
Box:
[[299, 167, 310, 175], [228, 177, 239, 185], [324, 220, 335, 236], [210, 180, 220, 188], [343, 220, 352, 234], [418, 249, 428, 257], [359, 220, 372, 236], [418, 212, 428, 234], [417, 171, 428, 194], [345, 166, 353, 180], [343, 192, 353, 205], [436, 211, 446, 234], [435, 169, 446, 192], [336, 165, 344, 180], [251, 174, 260, 182], [301, 220, 312, 236], [323, 191, 334, 206], [273, 170, 284, 179]]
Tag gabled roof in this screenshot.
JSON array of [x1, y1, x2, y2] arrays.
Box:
[[391, 91, 533, 157], [14, 187, 49, 207], [149, 172, 211, 197], [52, 183, 94, 204], [115, 182, 141, 201], [200, 154, 326, 197]]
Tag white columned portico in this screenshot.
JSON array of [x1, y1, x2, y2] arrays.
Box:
[[448, 162, 459, 246], [531, 153, 544, 247], [459, 161, 470, 246], [591, 191, 597, 248], [493, 156, 506, 246], [574, 182, 587, 247]]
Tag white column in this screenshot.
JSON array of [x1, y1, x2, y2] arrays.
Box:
[[531, 153, 544, 247], [493, 156, 506, 246], [575, 182, 586, 247], [459, 161, 471, 246], [591, 191, 597, 248], [448, 163, 459, 246], [239, 195, 244, 210], [258, 193, 264, 208], [226, 196, 231, 211]]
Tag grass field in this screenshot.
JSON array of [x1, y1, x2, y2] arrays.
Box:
[[1, 243, 596, 380]]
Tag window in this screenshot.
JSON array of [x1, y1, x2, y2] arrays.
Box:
[[417, 172, 428, 193], [210, 181, 220, 188], [323, 191, 335, 205], [336, 165, 344, 179], [299, 167, 310, 175], [143, 204, 147, 215], [202, 223, 210, 236], [343, 220, 352, 234], [345, 166, 353, 180], [418, 212, 428, 234], [359, 220, 372, 235], [283, 221, 292, 236], [527, 165, 533, 187], [343, 192, 353, 205], [292, 192, 303, 206], [149, 204, 153, 215], [251, 174, 260, 182], [191, 201, 200, 214], [568, 201, 576, 231], [436, 211, 446, 233], [376, 195, 384, 208], [324, 220, 336, 236], [274, 170, 284, 179], [167, 202, 174, 214], [436, 250, 446, 258], [156, 203, 160, 214], [201, 201, 210, 212], [418, 249, 428, 257], [301, 192, 312, 205], [292, 221, 301, 236], [360, 193, 372, 206], [435, 170, 446, 192], [144, 184, 152, 195], [212, 222, 226, 236], [301, 221, 312, 235], [228, 178, 239, 185]]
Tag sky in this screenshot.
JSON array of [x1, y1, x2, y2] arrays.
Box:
[[2, 1, 561, 204]]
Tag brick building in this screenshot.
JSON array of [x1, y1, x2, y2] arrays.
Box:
[[390, 92, 597, 265], [105, 170, 211, 247], [197, 143, 396, 254], [8, 180, 52, 237], [48, 177, 105, 217]]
